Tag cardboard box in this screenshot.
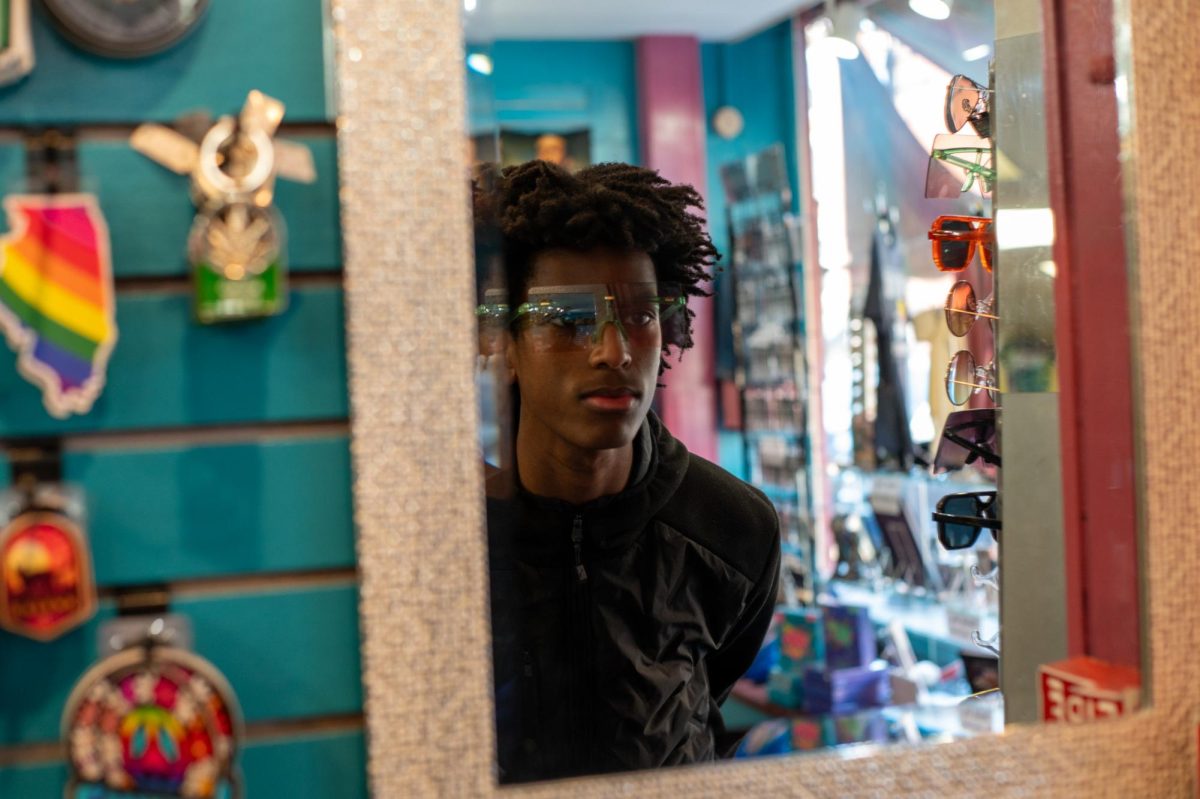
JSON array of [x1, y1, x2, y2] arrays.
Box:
[[822, 603, 876, 670], [802, 661, 891, 715], [1038, 656, 1141, 723], [777, 607, 825, 670]]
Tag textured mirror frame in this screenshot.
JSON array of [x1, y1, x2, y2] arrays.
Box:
[[335, 0, 1198, 795]]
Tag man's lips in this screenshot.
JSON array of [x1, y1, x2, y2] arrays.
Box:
[[580, 387, 639, 399], [579, 387, 640, 411]]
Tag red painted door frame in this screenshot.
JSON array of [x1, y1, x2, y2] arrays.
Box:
[[1042, 0, 1140, 666], [635, 36, 719, 463]]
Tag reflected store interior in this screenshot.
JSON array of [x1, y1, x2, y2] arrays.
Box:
[[0, 0, 1155, 794], [468, 0, 1143, 783]]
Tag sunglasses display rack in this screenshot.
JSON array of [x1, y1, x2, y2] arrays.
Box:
[[719, 144, 814, 601], [926, 71, 1002, 660], [815, 69, 1004, 725]]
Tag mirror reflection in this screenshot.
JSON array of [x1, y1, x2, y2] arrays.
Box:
[[465, 0, 1144, 784]]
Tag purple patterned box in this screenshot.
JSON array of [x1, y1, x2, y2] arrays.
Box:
[[802, 662, 892, 715], [822, 602, 876, 670]]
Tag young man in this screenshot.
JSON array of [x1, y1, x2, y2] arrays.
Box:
[[477, 160, 781, 783]]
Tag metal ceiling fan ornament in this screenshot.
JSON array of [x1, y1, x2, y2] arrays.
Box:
[[131, 91, 316, 323]]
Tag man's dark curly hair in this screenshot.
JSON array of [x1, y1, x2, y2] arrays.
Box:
[[473, 160, 720, 365]]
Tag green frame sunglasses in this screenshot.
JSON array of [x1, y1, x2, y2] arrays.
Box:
[[476, 282, 687, 351]]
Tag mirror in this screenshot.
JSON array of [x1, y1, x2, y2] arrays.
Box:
[[462, 0, 1144, 784]]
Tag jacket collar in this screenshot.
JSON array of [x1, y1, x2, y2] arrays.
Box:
[[488, 412, 689, 559]]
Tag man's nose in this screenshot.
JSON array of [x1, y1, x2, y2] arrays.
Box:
[[589, 321, 632, 369]]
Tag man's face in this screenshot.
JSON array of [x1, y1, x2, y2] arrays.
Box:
[[506, 249, 662, 455]]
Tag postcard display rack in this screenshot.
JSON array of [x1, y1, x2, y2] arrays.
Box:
[[719, 144, 815, 601]]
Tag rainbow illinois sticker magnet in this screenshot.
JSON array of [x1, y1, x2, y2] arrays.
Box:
[[0, 193, 118, 418], [0, 509, 97, 641]]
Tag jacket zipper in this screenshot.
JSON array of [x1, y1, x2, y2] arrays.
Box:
[[568, 513, 591, 771], [571, 514, 588, 582]]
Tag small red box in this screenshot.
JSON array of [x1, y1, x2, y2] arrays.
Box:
[[1038, 656, 1141, 723]]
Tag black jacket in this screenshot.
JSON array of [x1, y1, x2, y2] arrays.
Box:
[[488, 413, 781, 783]]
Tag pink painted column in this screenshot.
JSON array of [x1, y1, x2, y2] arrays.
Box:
[[636, 36, 718, 463]]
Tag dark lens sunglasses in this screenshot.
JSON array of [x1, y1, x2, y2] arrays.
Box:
[[933, 491, 1001, 550], [934, 408, 1001, 473]]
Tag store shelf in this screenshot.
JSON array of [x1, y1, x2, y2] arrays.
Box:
[[828, 580, 997, 662]]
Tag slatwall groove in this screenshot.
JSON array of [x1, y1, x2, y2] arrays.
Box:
[[5, 418, 353, 452], [0, 730, 369, 799], [68, 436, 356, 586], [0, 286, 349, 436], [0, 713, 366, 766], [96, 568, 360, 601], [0, 0, 332, 125], [0, 581, 363, 747], [13, 122, 339, 140], [111, 269, 346, 294], [0, 710, 369, 764], [0, 137, 342, 277]]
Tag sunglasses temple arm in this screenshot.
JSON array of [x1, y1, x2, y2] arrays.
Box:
[[940, 153, 997, 180], [931, 512, 999, 529], [944, 431, 1002, 467]]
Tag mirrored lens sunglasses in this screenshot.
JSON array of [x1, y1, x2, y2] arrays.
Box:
[[509, 283, 686, 352], [945, 74, 991, 138]]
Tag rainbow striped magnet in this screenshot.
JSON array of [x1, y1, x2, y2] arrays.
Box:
[[0, 193, 117, 418]]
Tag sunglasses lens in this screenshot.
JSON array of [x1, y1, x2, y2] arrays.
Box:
[[934, 218, 974, 271], [518, 291, 600, 351], [933, 408, 999, 473], [517, 284, 682, 352], [946, 76, 982, 133], [926, 154, 963, 199], [654, 284, 688, 348], [939, 495, 983, 549], [945, 280, 977, 337], [946, 350, 977, 406], [940, 491, 988, 547], [926, 134, 994, 199]]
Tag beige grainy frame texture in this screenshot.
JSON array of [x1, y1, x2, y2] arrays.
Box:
[[335, 0, 1198, 795]]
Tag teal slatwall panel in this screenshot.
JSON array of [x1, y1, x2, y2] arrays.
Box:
[[241, 730, 367, 798], [0, 582, 362, 746], [0, 730, 368, 799], [0, 286, 348, 436], [64, 435, 355, 587], [0, 142, 23, 196], [79, 137, 342, 277], [189, 585, 363, 724], [0, 137, 341, 276], [0, 0, 331, 124], [0, 761, 64, 798], [0, 3, 363, 792]]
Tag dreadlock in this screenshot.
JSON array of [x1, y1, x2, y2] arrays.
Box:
[[473, 159, 720, 361]]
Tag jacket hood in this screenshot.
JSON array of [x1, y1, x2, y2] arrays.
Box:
[[487, 412, 690, 561]]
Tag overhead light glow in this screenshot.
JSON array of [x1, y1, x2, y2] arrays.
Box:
[[466, 53, 493, 75], [909, 0, 951, 20], [996, 208, 1056, 250], [962, 44, 991, 61], [463, 0, 477, 11], [824, 36, 861, 60], [826, 1, 863, 60]]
